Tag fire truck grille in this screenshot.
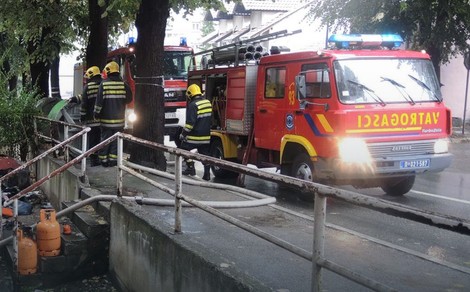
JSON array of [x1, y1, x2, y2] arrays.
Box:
[[164, 90, 186, 102], [367, 140, 435, 159]]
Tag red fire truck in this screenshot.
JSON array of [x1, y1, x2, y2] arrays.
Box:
[[188, 33, 453, 196], [74, 39, 193, 140]]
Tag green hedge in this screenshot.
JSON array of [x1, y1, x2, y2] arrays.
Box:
[[0, 90, 41, 161]]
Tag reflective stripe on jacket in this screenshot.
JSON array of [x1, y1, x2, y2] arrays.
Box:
[[183, 96, 212, 144], [94, 74, 132, 128], [81, 77, 101, 127]]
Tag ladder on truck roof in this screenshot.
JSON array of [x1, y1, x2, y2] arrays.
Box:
[[192, 29, 302, 69]]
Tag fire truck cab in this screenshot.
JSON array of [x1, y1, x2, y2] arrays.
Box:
[[188, 34, 453, 196], [106, 39, 193, 139], [74, 40, 193, 141]]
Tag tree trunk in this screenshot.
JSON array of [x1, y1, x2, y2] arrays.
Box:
[[29, 59, 50, 98], [130, 0, 168, 170], [50, 57, 61, 98], [86, 0, 109, 70], [27, 26, 52, 98]]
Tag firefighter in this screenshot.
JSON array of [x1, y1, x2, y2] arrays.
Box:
[[179, 84, 212, 180], [80, 66, 102, 166], [94, 61, 132, 167]]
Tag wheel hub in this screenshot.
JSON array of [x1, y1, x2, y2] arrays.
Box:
[[295, 163, 312, 181]]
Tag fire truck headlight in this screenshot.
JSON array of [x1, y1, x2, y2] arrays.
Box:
[[434, 139, 448, 154], [338, 138, 372, 163], [127, 111, 137, 123]]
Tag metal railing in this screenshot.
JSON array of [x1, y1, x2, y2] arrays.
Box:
[[33, 116, 89, 177], [115, 133, 470, 292], [1, 117, 470, 292]]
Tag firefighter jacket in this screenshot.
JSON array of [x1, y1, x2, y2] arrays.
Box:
[[80, 76, 101, 127], [94, 74, 132, 128], [182, 95, 212, 144]]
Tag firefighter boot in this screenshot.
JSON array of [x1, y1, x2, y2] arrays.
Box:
[[90, 154, 100, 167], [202, 165, 211, 181], [182, 161, 196, 176]]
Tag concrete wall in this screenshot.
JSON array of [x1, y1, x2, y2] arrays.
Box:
[[36, 156, 81, 209], [36, 155, 267, 291], [109, 200, 269, 292]]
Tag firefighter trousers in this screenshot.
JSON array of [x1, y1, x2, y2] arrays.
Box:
[[98, 126, 122, 166], [87, 125, 101, 161], [179, 142, 210, 173]]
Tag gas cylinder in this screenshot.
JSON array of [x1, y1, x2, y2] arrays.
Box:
[[17, 227, 37, 275], [36, 209, 61, 256]]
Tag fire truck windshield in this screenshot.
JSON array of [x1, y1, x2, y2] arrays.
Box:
[[163, 51, 192, 80], [334, 58, 442, 104]]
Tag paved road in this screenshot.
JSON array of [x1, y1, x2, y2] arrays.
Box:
[[2, 138, 468, 291]]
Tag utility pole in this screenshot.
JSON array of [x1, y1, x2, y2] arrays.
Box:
[[463, 52, 470, 135]]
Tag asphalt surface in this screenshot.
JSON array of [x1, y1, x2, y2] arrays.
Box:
[[80, 136, 470, 292], [2, 132, 469, 291]]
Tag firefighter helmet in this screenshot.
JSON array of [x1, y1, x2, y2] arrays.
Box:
[[104, 61, 120, 74], [186, 84, 202, 99], [84, 66, 100, 79]]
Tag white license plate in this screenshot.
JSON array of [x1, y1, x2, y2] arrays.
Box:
[[165, 112, 177, 119], [399, 159, 430, 169]]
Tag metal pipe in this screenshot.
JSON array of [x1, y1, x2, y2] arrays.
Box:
[[36, 133, 84, 155], [463, 68, 469, 135], [119, 164, 276, 207], [4, 131, 116, 205], [123, 160, 273, 200], [117, 135, 124, 196], [174, 155, 183, 233], [312, 192, 326, 292], [80, 130, 87, 176], [118, 134, 470, 234], [0, 193, 276, 248], [0, 127, 91, 188], [13, 199, 18, 271], [317, 259, 397, 292], [35, 115, 86, 129], [179, 193, 312, 260], [64, 125, 70, 162], [136, 197, 276, 208]]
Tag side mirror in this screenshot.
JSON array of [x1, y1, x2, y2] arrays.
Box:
[[295, 75, 307, 100]]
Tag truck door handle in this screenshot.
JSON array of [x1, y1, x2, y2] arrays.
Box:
[[259, 108, 267, 113]]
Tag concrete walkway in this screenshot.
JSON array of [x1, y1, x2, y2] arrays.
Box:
[[81, 150, 470, 292]]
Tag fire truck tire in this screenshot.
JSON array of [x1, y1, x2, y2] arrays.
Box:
[[381, 175, 415, 196], [291, 153, 314, 181], [210, 139, 238, 178], [290, 153, 316, 201]]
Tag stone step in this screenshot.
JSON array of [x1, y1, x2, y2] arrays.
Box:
[[61, 200, 109, 239], [79, 187, 112, 222]]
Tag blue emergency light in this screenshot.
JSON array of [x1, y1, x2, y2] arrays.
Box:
[[180, 37, 187, 46], [128, 37, 136, 45], [328, 34, 403, 49]]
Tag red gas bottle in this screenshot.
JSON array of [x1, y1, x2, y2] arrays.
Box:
[[36, 209, 61, 256], [17, 227, 37, 275]]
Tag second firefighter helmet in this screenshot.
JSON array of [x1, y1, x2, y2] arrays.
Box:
[[104, 61, 120, 75], [84, 66, 100, 79], [186, 84, 202, 99]]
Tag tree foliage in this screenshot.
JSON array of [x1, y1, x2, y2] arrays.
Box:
[[307, 0, 470, 78], [0, 77, 41, 160], [0, 0, 82, 96]]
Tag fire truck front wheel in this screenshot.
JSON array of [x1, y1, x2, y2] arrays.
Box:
[[291, 153, 314, 181], [290, 153, 316, 201], [210, 139, 238, 179], [380, 175, 415, 196]]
